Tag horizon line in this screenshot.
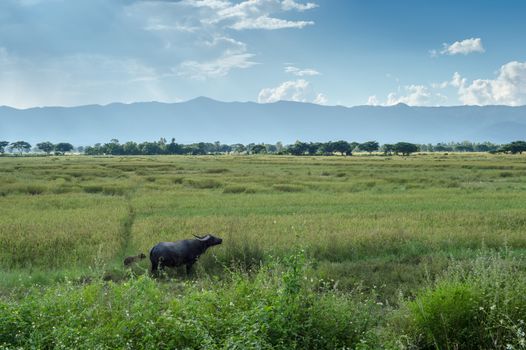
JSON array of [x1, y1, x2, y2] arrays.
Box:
[[1, 97, 525, 111]]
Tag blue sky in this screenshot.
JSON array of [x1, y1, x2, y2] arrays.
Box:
[[0, 0, 525, 108]]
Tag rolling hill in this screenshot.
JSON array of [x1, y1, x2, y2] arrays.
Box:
[[1, 98, 525, 145]]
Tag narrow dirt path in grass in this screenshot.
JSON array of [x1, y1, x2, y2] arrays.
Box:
[[119, 196, 136, 259], [117, 180, 142, 262]]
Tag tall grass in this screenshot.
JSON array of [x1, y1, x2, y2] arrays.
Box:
[[1, 154, 526, 347], [0, 251, 381, 349], [1, 154, 526, 293], [392, 251, 526, 349]]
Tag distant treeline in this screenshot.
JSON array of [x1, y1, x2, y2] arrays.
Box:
[[1, 139, 526, 156]]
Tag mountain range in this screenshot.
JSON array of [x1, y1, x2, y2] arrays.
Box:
[[1, 97, 526, 146]]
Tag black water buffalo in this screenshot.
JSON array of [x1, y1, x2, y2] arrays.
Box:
[[123, 253, 146, 267], [150, 234, 223, 275]]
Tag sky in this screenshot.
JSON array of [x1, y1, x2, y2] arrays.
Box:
[[0, 0, 525, 109]]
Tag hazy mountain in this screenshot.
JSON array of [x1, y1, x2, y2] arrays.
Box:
[[1, 98, 525, 145]]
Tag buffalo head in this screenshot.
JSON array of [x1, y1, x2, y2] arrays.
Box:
[[193, 234, 223, 247]]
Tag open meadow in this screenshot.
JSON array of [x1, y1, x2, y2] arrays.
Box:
[[1, 154, 526, 349]]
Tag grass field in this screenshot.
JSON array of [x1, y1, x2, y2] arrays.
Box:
[[1, 154, 526, 348]]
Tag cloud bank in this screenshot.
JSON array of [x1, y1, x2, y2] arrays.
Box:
[[258, 79, 327, 104], [368, 61, 526, 107], [0, 0, 318, 107], [430, 37, 485, 57]]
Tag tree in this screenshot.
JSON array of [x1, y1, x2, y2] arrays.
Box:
[[265, 144, 277, 153], [166, 139, 183, 155], [332, 140, 352, 156], [393, 142, 418, 156], [0, 141, 8, 154], [104, 140, 123, 155], [219, 144, 232, 153], [454, 141, 474, 152], [359, 141, 379, 154], [287, 141, 309, 156], [231, 144, 246, 154], [55, 143, 74, 154], [139, 142, 162, 155], [246, 143, 256, 154], [9, 141, 31, 155], [434, 143, 452, 152], [501, 141, 526, 154], [319, 142, 335, 155], [36, 141, 55, 155], [251, 144, 267, 154], [120, 141, 138, 155], [381, 144, 395, 155], [306, 142, 321, 155]]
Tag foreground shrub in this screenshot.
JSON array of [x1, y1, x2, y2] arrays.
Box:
[[0, 251, 381, 349], [398, 252, 526, 350]]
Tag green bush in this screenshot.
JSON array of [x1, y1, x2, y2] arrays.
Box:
[[399, 253, 526, 349], [407, 282, 482, 348], [0, 252, 381, 349]]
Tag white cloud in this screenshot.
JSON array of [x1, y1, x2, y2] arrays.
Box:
[[313, 92, 328, 105], [431, 72, 465, 89], [366, 95, 380, 106], [144, 23, 198, 33], [258, 79, 327, 104], [0, 0, 320, 107], [430, 80, 449, 89], [131, 0, 318, 77], [230, 16, 313, 30], [281, 0, 318, 11], [178, 52, 257, 80], [369, 62, 526, 107], [457, 61, 526, 106], [204, 0, 317, 30], [182, 0, 231, 10], [284, 65, 320, 76], [450, 72, 465, 88], [434, 37, 485, 56], [373, 85, 448, 106]]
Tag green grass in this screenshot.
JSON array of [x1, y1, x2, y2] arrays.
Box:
[[1, 153, 526, 348]]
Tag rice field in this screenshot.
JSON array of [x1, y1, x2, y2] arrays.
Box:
[[1, 153, 526, 348]]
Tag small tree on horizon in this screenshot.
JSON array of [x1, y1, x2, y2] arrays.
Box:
[[9, 141, 31, 155], [382, 144, 395, 155], [0, 141, 8, 154], [393, 142, 418, 156], [290, 141, 311, 156], [231, 144, 246, 154], [359, 141, 380, 154], [54, 142, 74, 155], [501, 140, 526, 154], [332, 140, 352, 156], [36, 141, 55, 155], [251, 144, 266, 154]]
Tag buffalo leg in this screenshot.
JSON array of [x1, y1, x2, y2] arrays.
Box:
[[186, 263, 194, 276], [150, 259, 163, 276], [150, 263, 158, 276]]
